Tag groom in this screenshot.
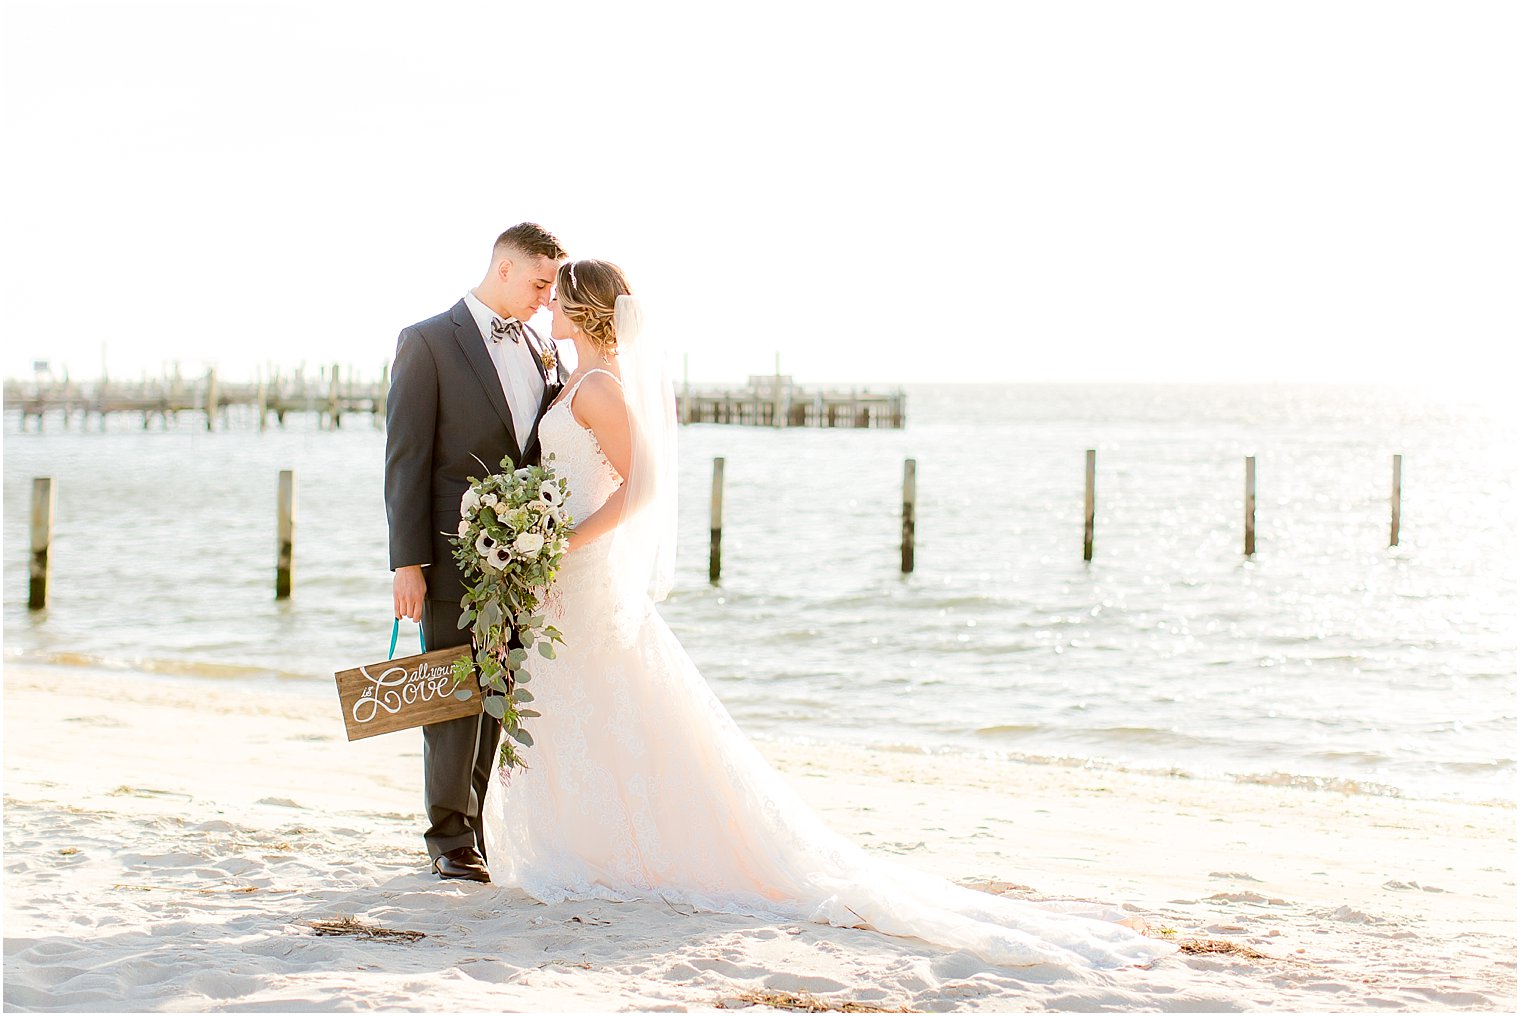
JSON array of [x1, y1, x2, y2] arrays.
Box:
[[384, 222, 569, 882]]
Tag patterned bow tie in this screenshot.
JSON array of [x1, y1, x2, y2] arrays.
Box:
[[489, 317, 523, 344]]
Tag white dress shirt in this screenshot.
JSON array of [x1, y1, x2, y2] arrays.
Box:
[[463, 290, 546, 440]]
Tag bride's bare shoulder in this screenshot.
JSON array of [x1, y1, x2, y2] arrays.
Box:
[[570, 369, 627, 428]]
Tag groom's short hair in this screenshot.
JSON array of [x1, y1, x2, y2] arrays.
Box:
[[494, 223, 567, 263]]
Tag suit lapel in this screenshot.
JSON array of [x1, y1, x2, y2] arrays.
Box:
[[522, 325, 555, 394], [519, 324, 562, 462], [449, 300, 521, 463]]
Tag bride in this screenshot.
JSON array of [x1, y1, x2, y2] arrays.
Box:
[[483, 259, 1174, 970]]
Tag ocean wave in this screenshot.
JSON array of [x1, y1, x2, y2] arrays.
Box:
[[973, 724, 1043, 737], [1435, 758, 1517, 774], [7, 648, 312, 684], [767, 734, 1515, 805]]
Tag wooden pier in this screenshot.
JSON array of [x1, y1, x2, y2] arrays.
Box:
[[678, 375, 906, 429], [7, 368, 908, 431], [5, 366, 388, 431]]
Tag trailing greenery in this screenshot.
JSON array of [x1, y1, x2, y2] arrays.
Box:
[[449, 453, 571, 771]]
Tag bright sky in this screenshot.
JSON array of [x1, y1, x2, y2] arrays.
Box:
[[1, 1, 1513, 386]]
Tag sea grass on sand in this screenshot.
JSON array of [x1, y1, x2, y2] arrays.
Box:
[[721, 989, 916, 1013], [307, 915, 426, 943]]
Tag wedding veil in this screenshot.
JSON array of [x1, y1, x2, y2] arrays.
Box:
[[606, 294, 678, 609]]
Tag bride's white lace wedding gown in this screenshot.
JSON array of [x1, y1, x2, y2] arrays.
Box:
[[483, 371, 1173, 969]]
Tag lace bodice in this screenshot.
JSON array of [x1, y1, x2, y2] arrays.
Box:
[[537, 370, 624, 533]]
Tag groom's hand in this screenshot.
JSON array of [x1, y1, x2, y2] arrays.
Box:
[[393, 565, 426, 622]]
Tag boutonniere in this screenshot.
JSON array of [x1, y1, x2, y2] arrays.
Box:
[[538, 342, 557, 380]]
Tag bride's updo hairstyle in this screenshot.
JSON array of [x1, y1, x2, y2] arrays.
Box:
[[556, 260, 632, 357]]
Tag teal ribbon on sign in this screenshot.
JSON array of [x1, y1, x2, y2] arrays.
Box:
[[389, 618, 426, 659]]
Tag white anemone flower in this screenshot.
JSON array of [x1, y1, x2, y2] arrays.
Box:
[[488, 545, 513, 571], [514, 467, 533, 481], [514, 532, 546, 557], [481, 492, 499, 509], [538, 481, 564, 506], [475, 531, 497, 557], [457, 519, 470, 538], [461, 489, 481, 516]]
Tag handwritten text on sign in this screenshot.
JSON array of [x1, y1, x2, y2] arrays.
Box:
[[334, 645, 479, 741]]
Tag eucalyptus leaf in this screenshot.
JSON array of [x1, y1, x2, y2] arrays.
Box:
[[518, 708, 541, 719], [456, 611, 473, 630], [537, 642, 556, 660], [515, 669, 532, 684], [508, 648, 528, 668], [453, 688, 474, 702], [508, 728, 535, 747], [514, 689, 534, 703], [483, 696, 506, 719]]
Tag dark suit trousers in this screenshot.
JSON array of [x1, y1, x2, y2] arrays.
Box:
[[421, 595, 502, 861]]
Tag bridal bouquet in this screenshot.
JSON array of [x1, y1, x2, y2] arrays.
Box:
[[449, 454, 571, 771]]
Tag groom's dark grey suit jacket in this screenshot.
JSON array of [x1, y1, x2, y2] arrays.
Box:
[[384, 299, 567, 606]]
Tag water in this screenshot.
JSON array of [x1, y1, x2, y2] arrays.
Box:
[[4, 384, 1515, 803]]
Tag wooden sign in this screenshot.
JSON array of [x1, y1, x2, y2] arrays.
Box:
[[334, 645, 480, 741]]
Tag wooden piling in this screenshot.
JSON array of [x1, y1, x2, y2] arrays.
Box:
[[772, 352, 784, 429], [1244, 456, 1257, 556], [1083, 449, 1096, 562], [682, 354, 691, 425], [256, 376, 268, 432], [376, 361, 389, 428], [29, 478, 54, 609], [901, 458, 917, 573], [276, 470, 295, 599], [204, 369, 218, 431], [328, 363, 341, 429], [709, 457, 725, 583], [1390, 454, 1402, 547]]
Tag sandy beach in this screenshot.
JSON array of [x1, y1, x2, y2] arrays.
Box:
[[3, 660, 1514, 1012]]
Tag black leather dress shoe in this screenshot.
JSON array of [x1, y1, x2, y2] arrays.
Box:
[[432, 846, 490, 883]]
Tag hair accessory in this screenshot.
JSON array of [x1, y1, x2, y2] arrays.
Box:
[[567, 262, 579, 291]]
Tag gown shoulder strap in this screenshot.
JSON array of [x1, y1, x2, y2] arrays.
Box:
[[557, 367, 625, 414], [566, 367, 622, 400], [577, 367, 623, 388]]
